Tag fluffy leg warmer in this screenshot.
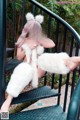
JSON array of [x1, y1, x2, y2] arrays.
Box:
[[6, 62, 34, 97], [38, 52, 70, 74]]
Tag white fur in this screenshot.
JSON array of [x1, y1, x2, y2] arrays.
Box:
[[38, 52, 70, 74], [6, 63, 34, 97], [31, 45, 44, 87], [6, 44, 44, 97], [26, 12, 34, 21], [35, 15, 44, 24], [25, 12, 44, 24], [36, 45, 44, 55], [22, 44, 31, 63]]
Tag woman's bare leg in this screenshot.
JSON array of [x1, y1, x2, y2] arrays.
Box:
[[0, 95, 13, 112], [37, 68, 45, 79]]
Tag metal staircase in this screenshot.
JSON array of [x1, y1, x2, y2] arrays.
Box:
[[0, 0, 80, 120]]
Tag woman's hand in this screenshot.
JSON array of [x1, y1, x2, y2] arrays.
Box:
[[65, 57, 80, 70]]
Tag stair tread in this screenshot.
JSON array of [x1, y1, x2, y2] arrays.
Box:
[[10, 105, 66, 120], [6, 59, 22, 72], [12, 86, 60, 104], [6, 48, 14, 52]]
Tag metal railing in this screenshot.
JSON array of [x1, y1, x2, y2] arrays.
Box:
[[0, 0, 80, 114]]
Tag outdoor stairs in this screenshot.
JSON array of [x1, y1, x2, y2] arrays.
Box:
[[6, 59, 64, 120], [2, 0, 80, 120]]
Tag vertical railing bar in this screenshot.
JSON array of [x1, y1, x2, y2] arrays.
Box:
[[39, 9, 43, 14], [62, 27, 67, 52], [11, 0, 15, 58], [22, 0, 25, 29], [32, 4, 36, 14], [45, 15, 52, 53], [54, 21, 59, 52], [70, 44, 79, 99], [0, 0, 6, 107], [43, 15, 51, 86], [51, 74, 55, 89], [77, 107, 80, 120], [47, 15, 51, 37], [63, 73, 70, 112], [62, 34, 73, 111], [57, 75, 62, 105], [69, 35, 74, 57], [44, 16, 52, 86], [44, 74, 47, 86]]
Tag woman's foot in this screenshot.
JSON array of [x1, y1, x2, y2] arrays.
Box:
[[0, 95, 13, 113], [0, 100, 9, 112]]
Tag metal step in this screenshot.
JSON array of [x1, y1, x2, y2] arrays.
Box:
[[6, 59, 22, 72], [6, 48, 14, 52], [10, 105, 66, 120], [12, 86, 60, 104]]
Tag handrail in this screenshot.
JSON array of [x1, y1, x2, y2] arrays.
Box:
[[67, 79, 80, 120], [0, 0, 6, 106], [29, 0, 80, 45]]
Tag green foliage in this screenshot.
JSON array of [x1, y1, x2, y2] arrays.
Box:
[[37, 0, 80, 34]]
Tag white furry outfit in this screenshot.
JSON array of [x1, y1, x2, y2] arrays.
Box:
[[38, 52, 70, 74], [6, 46, 70, 97], [6, 44, 44, 97], [6, 13, 70, 98], [6, 62, 34, 97]]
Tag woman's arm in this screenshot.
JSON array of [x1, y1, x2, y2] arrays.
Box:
[[65, 56, 80, 70], [38, 38, 55, 48]]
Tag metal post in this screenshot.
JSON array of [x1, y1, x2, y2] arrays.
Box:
[[0, 0, 6, 107]]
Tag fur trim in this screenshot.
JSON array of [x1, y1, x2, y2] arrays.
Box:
[[26, 12, 34, 21], [6, 63, 33, 97], [22, 44, 31, 63], [38, 52, 70, 74], [36, 45, 44, 55], [25, 12, 44, 24], [35, 15, 44, 24]]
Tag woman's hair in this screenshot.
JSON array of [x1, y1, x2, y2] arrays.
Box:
[[16, 13, 46, 45], [26, 20, 42, 41]]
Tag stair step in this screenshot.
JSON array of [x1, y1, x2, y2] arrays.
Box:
[[6, 48, 14, 52], [12, 86, 60, 104], [6, 59, 22, 72], [10, 105, 66, 120]]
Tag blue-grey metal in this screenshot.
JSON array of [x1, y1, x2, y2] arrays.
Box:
[[70, 45, 79, 98], [51, 74, 55, 89], [62, 27, 67, 52], [22, 0, 25, 29], [57, 75, 62, 105], [67, 79, 80, 120], [29, 0, 80, 45], [0, 0, 6, 106], [63, 74, 70, 112], [12, 0, 15, 48], [55, 22, 60, 52], [47, 16, 51, 38], [11, 0, 15, 58], [69, 36, 74, 57]]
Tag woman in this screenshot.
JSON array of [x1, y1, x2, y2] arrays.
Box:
[[0, 13, 55, 113]]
